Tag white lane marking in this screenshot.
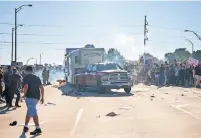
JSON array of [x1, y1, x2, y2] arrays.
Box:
[[170, 105, 201, 121], [168, 101, 181, 104], [176, 104, 188, 108], [69, 109, 84, 137]]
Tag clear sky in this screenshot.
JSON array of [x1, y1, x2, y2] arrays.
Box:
[[0, 1, 201, 65]]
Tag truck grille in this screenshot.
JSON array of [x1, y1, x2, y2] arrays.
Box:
[[109, 73, 128, 81]]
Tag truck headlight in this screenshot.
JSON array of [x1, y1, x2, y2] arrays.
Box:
[[127, 73, 132, 80]]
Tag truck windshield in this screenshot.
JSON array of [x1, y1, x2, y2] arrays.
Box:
[[97, 63, 122, 71]]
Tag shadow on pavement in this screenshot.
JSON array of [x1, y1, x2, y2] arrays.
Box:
[[64, 90, 134, 98], [58, 84, 133, 98], [0, 106, 16, 115], [19, 132, 41, 138]]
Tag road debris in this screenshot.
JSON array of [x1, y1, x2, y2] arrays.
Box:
[[9, 121, 17, 126], [106, 112, 120, 117], [150, 99, 153, 101], [164, 93, 168, 94], [150, 95, 155, 98], [44, 102, 56, 106], [181, 94, 184, 96]]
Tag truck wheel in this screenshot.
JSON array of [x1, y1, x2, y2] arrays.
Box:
[[99, 87, 107, 94], [124, 87, 131, 93], [97, 80, 106, 94]]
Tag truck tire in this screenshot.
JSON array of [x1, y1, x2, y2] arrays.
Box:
[[124, 87, 131, 93], [97, 79, 106, 94]]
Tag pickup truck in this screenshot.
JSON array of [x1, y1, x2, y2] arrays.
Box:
[[75, 63, 133, 93]]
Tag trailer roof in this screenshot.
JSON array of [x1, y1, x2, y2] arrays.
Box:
[[66, 48, 105, 57]]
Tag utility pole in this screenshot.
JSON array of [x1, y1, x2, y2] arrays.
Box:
[[11, 28, 14, 62], [144, 15, 148, 54], [40, 53, 43, 65], [15, 8, 17, 62], [186, 39, 194, 54], [14, 4, 32, 63]]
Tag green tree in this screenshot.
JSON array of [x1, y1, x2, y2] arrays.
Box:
[[174, 48, 191, 62], [164, 48, 191, 63], [192, 50, 201, 61]]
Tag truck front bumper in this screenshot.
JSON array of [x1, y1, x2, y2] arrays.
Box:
[[101, 80, 133, 89]]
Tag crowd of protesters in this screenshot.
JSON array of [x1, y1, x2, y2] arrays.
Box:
[[0, 65, 47, 135], [136, 61, 201, 88]]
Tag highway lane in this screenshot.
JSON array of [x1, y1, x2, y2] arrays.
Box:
[[1, 85, 201, 138]]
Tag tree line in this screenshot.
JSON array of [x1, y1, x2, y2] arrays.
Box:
[[165, 48, 201, 63]]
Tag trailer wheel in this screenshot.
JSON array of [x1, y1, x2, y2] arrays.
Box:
[[76, 79, 81, 92]]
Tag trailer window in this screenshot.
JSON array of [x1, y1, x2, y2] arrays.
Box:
[[86, 64, 93, 72], [75, 56, 78, 64], [92, 65, 97, 72]]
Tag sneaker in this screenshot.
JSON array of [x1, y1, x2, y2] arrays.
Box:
[[23, 126, 29, 133], [30, 128, 42, 135], [196, 85, 200, 88]]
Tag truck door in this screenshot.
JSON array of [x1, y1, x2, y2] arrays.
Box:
[[89, 65, 98, 87]]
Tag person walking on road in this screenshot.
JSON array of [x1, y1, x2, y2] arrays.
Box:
[[3, 66, 13, 107], [22, 66, 44, 135], [159, 64, 165, 87], [42, 68, 49, 85], [8, 68, 22, 107]]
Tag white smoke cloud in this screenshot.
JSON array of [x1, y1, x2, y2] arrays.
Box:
[[112, 33, 143, 60], [89, 32, 144, 61]]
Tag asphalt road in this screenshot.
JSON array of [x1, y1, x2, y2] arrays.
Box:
[[1, 84, 201, 138]]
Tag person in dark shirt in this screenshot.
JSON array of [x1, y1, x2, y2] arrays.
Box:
[[8, 68, 21, 107], [22, 66, 44, 135], [193, 62, 201, 88], [0, 73, 4, 103], [169, 64, 176, 85], [185, 65, 193, 86], [178, 65, 185, 86]]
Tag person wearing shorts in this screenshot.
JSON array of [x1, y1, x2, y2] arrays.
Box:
[[22, 66, 44, 135], [193, 63, 201, 88]]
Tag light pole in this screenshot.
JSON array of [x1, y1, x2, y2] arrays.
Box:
[[15, 4, 32, 62], [40, 53, 43, 65], [185, 39, 194, 54], [12, 24, 23, 62], [184, 30, 201, 41], [26, 57, 34, 65], [33, 58, 37, 65]]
